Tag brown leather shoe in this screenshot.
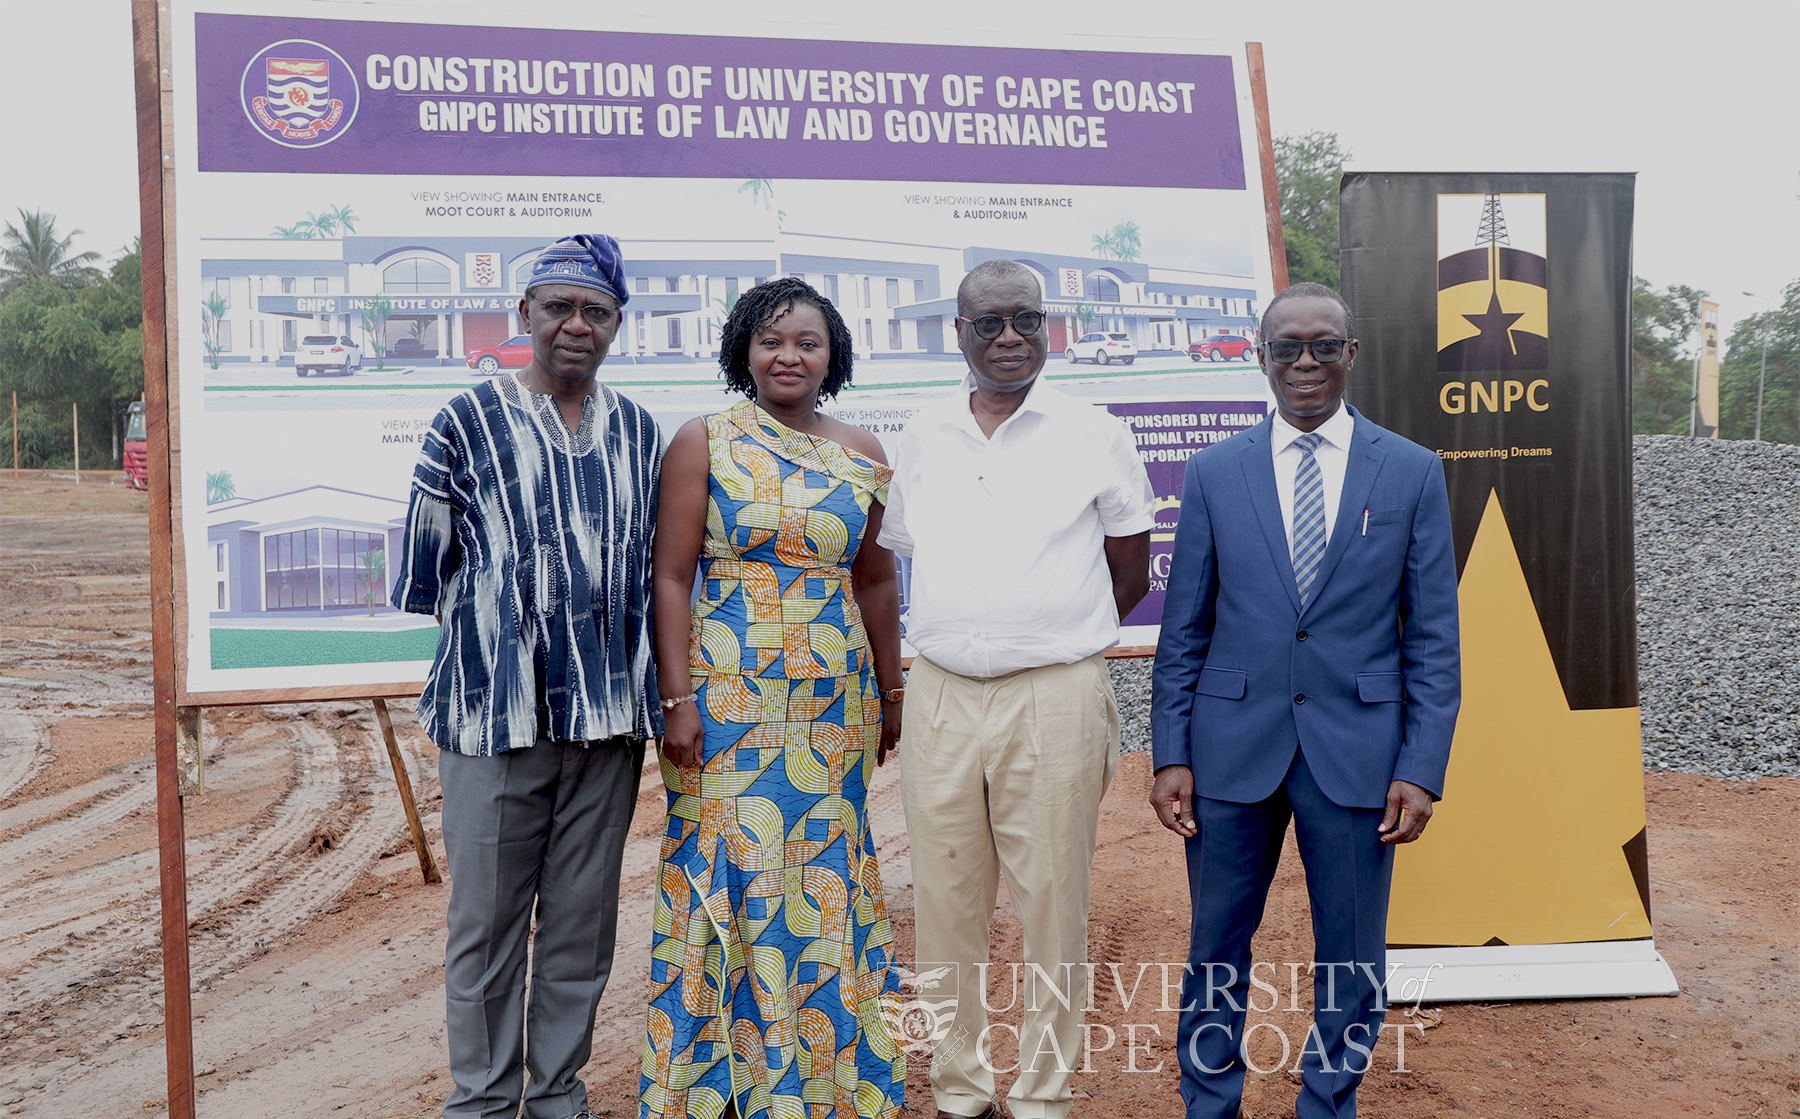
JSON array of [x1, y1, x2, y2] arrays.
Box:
[[935, 1103, 1001, 1119]]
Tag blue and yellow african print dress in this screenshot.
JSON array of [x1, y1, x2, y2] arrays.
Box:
[[640, 402, 903, 1119]]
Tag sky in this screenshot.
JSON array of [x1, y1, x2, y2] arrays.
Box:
[[2, 0, 1795, 349]]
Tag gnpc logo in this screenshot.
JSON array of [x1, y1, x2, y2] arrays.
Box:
[[884, 964, 959, 1058], [240, 39, 359, 148]]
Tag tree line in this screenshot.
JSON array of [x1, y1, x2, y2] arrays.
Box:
[[0, 210, 145, 470], [1275, 131, 1796, 445]]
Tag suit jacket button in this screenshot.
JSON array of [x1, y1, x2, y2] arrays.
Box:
[[1296, 629, 1309, 641], [1294, 692, 1307, 704]]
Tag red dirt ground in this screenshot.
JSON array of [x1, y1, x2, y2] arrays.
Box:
[[1, 481, 1794, 1118]]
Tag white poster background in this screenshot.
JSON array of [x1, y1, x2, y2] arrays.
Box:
[[168, 0, 1276, 699]]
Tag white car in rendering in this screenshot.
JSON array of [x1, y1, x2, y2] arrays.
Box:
[[294, 334, 363, 377], [1065, 331, 1137, 365]]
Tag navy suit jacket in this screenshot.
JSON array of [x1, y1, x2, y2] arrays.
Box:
[[1150, 407, 1461, 809]]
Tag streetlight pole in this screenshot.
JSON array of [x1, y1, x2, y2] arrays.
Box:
[[1743, 291, 1770, 442]]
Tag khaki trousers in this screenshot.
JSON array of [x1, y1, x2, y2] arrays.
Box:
[[899, 654, 1120, 1119]]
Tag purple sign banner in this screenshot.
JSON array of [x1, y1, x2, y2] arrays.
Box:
[[196, 13, 1246, 189], [1107, 399, 1270, 636]]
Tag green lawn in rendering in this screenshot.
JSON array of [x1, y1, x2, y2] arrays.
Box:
[[211, 626, 439, 669]]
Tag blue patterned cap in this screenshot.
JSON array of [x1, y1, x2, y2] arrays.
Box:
[[526, 234, 629, 305]]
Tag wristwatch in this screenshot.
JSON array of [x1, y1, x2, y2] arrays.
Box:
[[879, 687, 904, 704]]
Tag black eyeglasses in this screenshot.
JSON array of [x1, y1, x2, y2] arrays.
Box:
[[1261, 337, 1352, 363], [533, 297, 619, 328], [957, 311, 1044, 339]]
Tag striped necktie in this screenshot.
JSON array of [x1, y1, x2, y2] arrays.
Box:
[[1291, 432, 1327, 605]]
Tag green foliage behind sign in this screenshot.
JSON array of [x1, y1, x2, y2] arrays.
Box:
[[1720, 281, 1798, 444], [1631, 277, 1711, 436], [1275, 130, 1348, 290], [0, 212, 144, 469]]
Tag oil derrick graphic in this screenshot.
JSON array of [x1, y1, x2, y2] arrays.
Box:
[[1436, 194, 1549, 373]]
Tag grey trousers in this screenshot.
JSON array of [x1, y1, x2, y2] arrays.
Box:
[[438, 736, 644, 1119]]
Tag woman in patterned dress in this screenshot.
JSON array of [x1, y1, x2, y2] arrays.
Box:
[[640, 278, 905, 1119]]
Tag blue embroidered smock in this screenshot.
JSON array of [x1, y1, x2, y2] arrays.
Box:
[[391, 374, 663, 754]]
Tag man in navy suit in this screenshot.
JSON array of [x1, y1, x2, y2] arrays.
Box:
[[1150, 283, 1461, 1119]]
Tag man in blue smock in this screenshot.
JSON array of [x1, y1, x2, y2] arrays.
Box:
[[393, 233, 662, 1119]]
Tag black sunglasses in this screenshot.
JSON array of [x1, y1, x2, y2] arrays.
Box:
[[1261, 337, 1352, 363], [534, 297, 619, 328], [957, 311, 1044, 339]]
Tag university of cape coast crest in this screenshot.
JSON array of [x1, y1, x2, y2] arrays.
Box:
[[240, 39, 359, 148]]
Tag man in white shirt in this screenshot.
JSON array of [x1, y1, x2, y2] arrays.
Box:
[[878, 259, 1154, 1119]]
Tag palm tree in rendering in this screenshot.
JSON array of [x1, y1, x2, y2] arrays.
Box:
[[738, 179, 786, 229], [1089, 221, 1144, 263], [270, 204, 358, 240], [201, 291, 230, 370], [206, 470, 237, 504], [1109, 220, 1143, 262]]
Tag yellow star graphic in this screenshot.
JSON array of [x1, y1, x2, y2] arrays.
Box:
[[1389, 491, 1652, 946]]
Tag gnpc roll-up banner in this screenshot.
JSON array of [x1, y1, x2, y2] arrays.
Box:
[[1340, 173, 1677, 1001]]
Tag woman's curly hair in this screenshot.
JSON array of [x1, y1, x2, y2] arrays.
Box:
[[718, 277, 855, 402]]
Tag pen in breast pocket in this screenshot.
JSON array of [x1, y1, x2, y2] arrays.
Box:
[[1362, 509, 1369, 536]]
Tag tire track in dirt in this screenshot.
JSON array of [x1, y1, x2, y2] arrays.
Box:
[[56, 765, 914, 1118], [0, 715, 406, 1085], [0, 768, 139, 835], [0, 712, 46, 803], [63, 721, 418, 1108], [0, 735, 305, 1026], [59, 914, 451, 1119], [0, 747, 285, 954], [0, 768, 154, 884], [8, 511, 456, 1111], [187, 719, 406, 986], [0, 663, 148, 709], [0, 852, 158, 972]]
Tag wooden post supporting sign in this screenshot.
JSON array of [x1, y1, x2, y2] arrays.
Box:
[[133, 2, 196, 1114], [373, 698, 442, 884]]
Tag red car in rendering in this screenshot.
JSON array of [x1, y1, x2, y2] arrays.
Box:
[[1188, 334, 1255, 362], [465, 335, 534, 375]]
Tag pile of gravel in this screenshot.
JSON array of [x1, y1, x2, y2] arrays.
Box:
[[1632, 436, 1798, 778], [1110, 435, 1799, 781]]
